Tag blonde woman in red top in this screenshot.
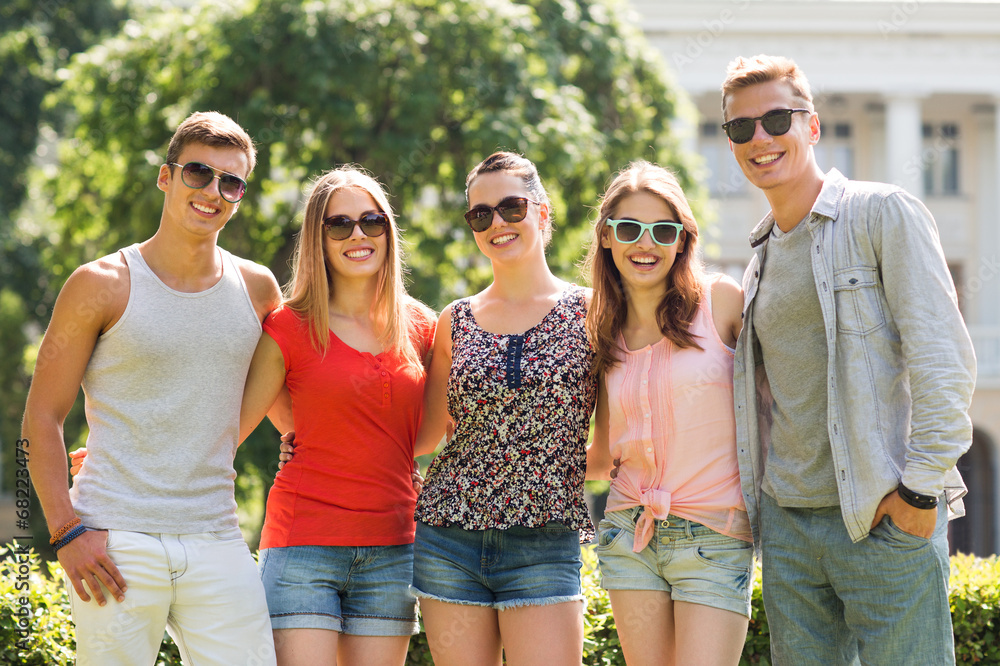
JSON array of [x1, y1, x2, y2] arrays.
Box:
[[584, 161, 750, 666], [238, 166, 436, 666]]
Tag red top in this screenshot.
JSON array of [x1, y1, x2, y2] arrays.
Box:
[[259, 303, 435, 548]]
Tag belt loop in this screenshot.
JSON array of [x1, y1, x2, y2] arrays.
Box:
[[684, 519, 693, 540]]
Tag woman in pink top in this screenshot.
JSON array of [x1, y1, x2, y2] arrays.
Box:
[[584, 161, 751, 666]]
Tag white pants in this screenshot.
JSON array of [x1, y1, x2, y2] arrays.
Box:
[[69, 527, 276, 666]]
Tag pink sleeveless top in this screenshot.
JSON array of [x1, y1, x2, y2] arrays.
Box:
[[604, 277, 751, 552]]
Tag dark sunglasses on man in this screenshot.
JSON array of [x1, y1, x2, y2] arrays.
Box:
[[464, 196, 540, 233], [721, 108, 811, 144], [169, 161, 248, 203]]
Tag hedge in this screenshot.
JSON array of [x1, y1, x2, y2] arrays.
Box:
[[3, 542, 998, 665]]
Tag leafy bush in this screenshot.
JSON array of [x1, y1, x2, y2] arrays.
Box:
[[4, 541, 999, 665]]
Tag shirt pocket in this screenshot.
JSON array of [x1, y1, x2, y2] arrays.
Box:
[[833, 266, 885, 335]]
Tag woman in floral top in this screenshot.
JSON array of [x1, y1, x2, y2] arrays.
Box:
[[412, 152, 600, 665]]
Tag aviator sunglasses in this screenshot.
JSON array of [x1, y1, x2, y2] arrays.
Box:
[[169, 162, 248, 203], [322, 212, 390, 240], [721, 108, 811, 144], [464, 196, 540, 232], [605, 219, 684, 247]]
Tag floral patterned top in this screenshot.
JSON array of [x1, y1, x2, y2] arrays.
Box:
[[414, 286, 597, 541]]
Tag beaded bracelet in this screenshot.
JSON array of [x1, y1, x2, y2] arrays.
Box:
[[49, 516, 82, 545], [52, 524, 87, 552]]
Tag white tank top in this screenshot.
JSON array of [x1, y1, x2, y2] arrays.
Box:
[[70, 243, 261, 533]]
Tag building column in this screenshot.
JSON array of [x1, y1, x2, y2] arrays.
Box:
[[884, 94, 925, 198], [972, 103, 1000, 326]]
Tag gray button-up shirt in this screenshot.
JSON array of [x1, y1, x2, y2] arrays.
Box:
[[734, 169, 977, 544]]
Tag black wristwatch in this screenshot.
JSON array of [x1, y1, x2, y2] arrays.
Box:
[[897, 484, 939, 510]]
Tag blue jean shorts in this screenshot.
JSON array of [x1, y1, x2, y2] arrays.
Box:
[[258, 544, 418, 636], [596, 508, 753, 618], [412, 521, 584, 610]]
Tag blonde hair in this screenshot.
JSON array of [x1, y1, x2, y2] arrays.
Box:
[[584, 161, 704, 376], [721, 54, 814, 119], [284, 166, 433, 369]]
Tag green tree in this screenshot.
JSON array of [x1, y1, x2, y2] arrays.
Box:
[[29, 0, 702, 546], [0, 0, 128, 521]]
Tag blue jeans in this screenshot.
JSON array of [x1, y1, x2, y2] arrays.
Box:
[[759, 492, 954, 666], [412, 521, 583, 610], [258, 544, 418, 636], [596, 508, 753, 618]]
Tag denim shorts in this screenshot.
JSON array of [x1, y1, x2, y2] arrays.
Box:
[[596, 508, 753, 618], [411, 521, 584, 610], [258, 544, 418, 636]]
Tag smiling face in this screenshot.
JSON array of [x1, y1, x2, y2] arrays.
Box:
[[157, 142, 250, 238], [322, 187, 388, 284], [725, 79, 821, 195], [601, 190, 685, 295], [466, 171, 548, 263]]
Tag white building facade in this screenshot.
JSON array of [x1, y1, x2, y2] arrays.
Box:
[[630, 0, 1000, 555]]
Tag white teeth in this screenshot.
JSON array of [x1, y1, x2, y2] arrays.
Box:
[[346, 249, 372, 258], [754, 153, 780, 165], [491, 233, 517, 245], [192, 202, 217, 213], [631, 256, 657, 264]]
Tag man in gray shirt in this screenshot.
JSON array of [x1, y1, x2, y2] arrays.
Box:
[[22, 111, 281, 665], [722, 55, 976, 665]]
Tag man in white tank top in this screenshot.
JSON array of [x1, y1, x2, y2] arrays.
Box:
[[22, 112, 282, 665]]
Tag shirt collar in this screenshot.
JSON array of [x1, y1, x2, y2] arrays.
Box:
[[748, 168, 847, 248]]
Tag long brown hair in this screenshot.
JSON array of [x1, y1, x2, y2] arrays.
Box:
[[584, 161, 704, 376], [284, 166, 433, 369]]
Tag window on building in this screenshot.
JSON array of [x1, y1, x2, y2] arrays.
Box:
[[699, 122, 746, 198], [922, 123, 960, 196], [814, 122, 854, 178]]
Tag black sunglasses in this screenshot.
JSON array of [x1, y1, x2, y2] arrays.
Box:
[[605, 219, 684, 247], [169, 162, 247, 203], [721, 108, 811, 144], [322, 212, 390, 240], [464, 196, 540, 232]]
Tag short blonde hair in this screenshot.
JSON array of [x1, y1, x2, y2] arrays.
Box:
[[721, 55, 814, 120]]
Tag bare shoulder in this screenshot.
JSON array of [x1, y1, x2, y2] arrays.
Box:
[[710, 274, 743, 311], [708, 273, 744, 346], [58, 253, 131, 328], [234, 256, 281, 321]]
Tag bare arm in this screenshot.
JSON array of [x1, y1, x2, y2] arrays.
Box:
[[413, 305, 453, 457], [711, 274, 744, 349], [586, 374, 612, 480], [266, 384, 294, 434], [239, 333, 287, 444], [22, 262, 128, 605]]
